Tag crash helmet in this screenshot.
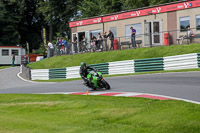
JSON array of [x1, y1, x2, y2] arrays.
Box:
[[80, 62, 87, 70]]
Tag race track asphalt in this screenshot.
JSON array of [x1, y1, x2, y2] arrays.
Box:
[[0, 67, 200, 102]]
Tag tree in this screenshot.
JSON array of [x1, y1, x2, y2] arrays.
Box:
[[121, 0, 150, 10], [78, 0, 123, 18], [0, 0, 21, 45], [149, 0, 181, 6], [0, 0, 44, 50], [37, 0, 80, 41], [18, 0, 45, 50], [78, 0, 182, 19], [0, 0, 182, 51]]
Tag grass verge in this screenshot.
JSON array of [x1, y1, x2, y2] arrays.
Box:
[[34, 68, 200, 82], [28, 43, 200, 69], [0, 94, 199, 133], [0, 66, 12, 69]]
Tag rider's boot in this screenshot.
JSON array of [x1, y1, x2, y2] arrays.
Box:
[[90, 82, 96, 90]]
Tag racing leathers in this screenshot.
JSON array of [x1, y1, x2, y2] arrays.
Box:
[[79, 66, 97, 88]]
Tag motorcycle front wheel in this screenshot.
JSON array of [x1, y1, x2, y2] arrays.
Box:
[[101, 79, 110, 90]]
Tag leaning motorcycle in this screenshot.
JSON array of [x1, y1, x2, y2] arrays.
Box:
[[85, 70, 110, 90]]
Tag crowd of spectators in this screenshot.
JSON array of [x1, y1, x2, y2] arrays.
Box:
[[55, 37, 71, 56], [47, 30, 116, 58], [47, 37, 71, 58], [72, 30, 115, 53], [46, 26, 196, 58], [47, 30, 119, 58]]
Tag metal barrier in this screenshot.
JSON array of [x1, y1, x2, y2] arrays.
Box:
[[198, 53, 200, 68], [31, 69, 49, 80], [66, 66, 80, 79], [30, 53, 200, 80], [90, 63, 109, 75], [108, 60, 135, 75], [164, 53, 198, 70], [134, 57, 164, 72], [49, 68, 66, 79]]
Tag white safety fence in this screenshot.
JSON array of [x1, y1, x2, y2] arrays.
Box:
[[109, 60, 135, 75], [30, 53, 200, 80], [66, 66, 80, 79], [164, 53, 198, 70], [31, 69, 49, 80]]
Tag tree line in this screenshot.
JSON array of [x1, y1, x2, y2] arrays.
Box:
[[0, 0, 179, 52]]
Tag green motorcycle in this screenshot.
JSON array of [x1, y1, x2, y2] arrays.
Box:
[[86, 70, 110, 90]]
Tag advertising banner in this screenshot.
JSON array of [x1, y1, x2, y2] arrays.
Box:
[[103, 1, 200, 22], [69, 17, 102, 27]]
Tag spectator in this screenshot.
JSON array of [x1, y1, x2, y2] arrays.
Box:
[[58, 38, 63, 55], [181, 27, 194, 44], [56, 37, 61, 56], [130, 27, 136, 49], [91, 34, 97, 52], [187, 27, 194, 44], [103, 32, 108, 51], [64, 40, 71, 55], [64, 39, 67, 54], [73, 34, 78, 53], [187, 27, 193, 38], [47, 41, 54, 57], [82, 36, 88, 52], [61, 38, 65, 54], [107, 30, 114, 50], [98, 33, 103, 51], [12, 54, 15, 67], [67, 41, 71, 55], [89, 34, 93, 52]]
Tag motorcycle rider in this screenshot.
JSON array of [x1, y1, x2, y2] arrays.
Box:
[[79, 62, 97, 88]]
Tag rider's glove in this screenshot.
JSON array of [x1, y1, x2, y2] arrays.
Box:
[[84, 78, 89, 83]]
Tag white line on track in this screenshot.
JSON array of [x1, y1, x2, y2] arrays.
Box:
[[17, 65, 54, 84], [17, 72, 39, 84], [17, 72, 54, 84], [37, 91, 200, 105]]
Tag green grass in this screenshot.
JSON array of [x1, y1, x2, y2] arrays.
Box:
[[0, 94, 199, 133], [0, 66, 12, 69], [34, 68, 200, 82], [28, 43, 200, 69]]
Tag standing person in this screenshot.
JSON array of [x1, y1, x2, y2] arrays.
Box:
[[61, 38, 65, 54], [79, 36, 83, 53], [98, 33, 103, 51], [48, 41, 54, 57], [107, 30, 114, 50], [130, 27, 136, 49], [46, 43, 50, 58], [90, 34, 95, 52], [103, 32, 108, 51], [67, 41, 71, 55], [59, 38, 63, 55], [181, 27, 194, 44], [73, 34, 78, 53], [91, 35, 97, 52], [56, 37, 61, 56], [12, 54, 15, 67], [64, 39, 69, 54], [82, 36, 88, 52], [186, 27, 194, 44]]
